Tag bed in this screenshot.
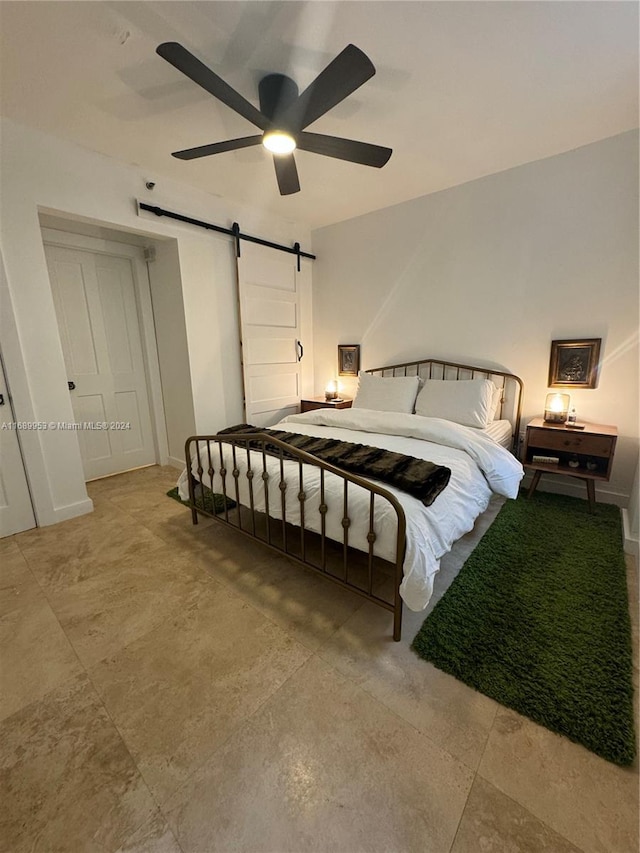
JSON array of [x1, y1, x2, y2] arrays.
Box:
[[177, 358, 524, 640]]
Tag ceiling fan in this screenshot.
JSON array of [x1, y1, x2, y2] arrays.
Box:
[[156, 42, 392, 195]]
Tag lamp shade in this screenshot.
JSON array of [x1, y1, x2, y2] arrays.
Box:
[[325, 380, 338, 401], [544, 392, 570, 423]]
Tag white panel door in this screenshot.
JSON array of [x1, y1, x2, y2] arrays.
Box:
[[237, 243, 303, 426], [0, 354, 36, 537], [45, 244, 156, 480]]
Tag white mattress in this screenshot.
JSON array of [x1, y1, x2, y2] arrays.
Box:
[[178, 409, 523, 613], [482, 419, 513, 448]]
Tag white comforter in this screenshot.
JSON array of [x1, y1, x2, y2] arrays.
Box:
[[178, 409, 523, 611]]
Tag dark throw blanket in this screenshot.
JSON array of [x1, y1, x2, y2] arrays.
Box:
[[218, 424, 451, 507]]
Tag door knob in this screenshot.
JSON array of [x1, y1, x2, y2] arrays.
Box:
[[68, 381, 76, 391]]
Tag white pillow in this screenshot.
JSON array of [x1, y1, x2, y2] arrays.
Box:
[[352, 372, 421, 414], [415, 379, 497, 428]]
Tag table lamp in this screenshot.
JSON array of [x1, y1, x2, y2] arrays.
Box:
[[543, 392, 570, 424], [325, 380, 339, 401]]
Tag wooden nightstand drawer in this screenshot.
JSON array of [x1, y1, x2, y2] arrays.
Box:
[[526, 427, 615, 458], [300, 397, 352, 413]]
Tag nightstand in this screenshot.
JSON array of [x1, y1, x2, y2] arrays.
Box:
[[300, 397, 353, 413], [523, 416, 617, 512]]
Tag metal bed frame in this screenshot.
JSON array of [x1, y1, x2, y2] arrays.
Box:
[[184, 358, 523, 641]]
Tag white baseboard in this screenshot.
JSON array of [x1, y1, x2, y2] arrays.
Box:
[[40, 497, 94, 526], [622, 509, 640, 560], [167, 455, 184, 470]]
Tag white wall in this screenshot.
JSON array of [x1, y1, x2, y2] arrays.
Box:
[[311, 131, 639, 504], [623, 461, 639, 557], [146, 239, 196, 468], [0, 117, 312, 525]]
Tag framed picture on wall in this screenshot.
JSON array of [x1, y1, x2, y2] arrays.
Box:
[[338, 344, 360, 376], [548, 338, 601, 388]]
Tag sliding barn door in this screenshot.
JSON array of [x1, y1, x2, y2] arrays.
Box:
[[236, 243, 303, 427]]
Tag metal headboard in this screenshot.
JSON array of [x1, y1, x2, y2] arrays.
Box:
[[365, 357, 524, 452]]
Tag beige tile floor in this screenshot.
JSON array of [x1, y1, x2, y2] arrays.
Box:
[[1, 464, 638, 853]]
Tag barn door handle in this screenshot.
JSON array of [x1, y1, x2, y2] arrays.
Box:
[[296, 340, 304, 361], [68, 381, 76, 391]]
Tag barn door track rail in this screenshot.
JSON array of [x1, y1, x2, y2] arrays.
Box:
[[138, 202, 315, 270]]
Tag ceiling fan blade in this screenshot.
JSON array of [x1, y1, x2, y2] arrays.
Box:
[[280, 44, 375, 131], [273, 153, 300, 195], [172, 135, 263, 160], [297, 132, 392, 168], [157, 42, 269, 131]]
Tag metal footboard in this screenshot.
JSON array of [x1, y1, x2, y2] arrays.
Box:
[[185, 432, 408, 641]]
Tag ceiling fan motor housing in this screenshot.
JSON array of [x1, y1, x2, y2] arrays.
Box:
[[258, 74, 299, 127]]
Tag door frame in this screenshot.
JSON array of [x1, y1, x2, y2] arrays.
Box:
[[41, 228, 169, 473]]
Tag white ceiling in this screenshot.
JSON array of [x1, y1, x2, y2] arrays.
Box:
[[1, 1, 638, 229]]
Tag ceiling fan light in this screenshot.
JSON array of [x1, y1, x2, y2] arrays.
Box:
[[263, 131, 296, 154]]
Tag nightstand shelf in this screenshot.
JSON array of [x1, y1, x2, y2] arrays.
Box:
[[523, 417, 617, 512], [300, 397, 352, 413]]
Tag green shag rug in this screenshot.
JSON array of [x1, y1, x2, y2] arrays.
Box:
[[166, 485, 235, 515], [412, 491, 637, 766]]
